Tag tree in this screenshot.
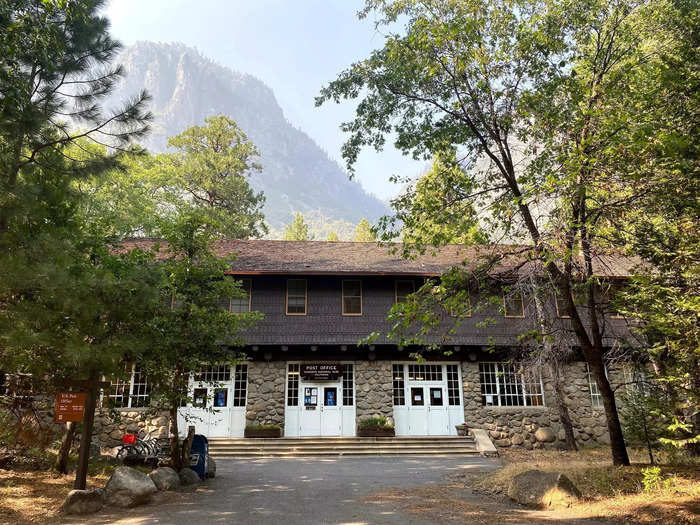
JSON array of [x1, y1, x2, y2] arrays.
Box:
[[162, 115, 266, 239], [327, 231, 340, 241], [141, 212, 260, 469], [284, 212, 312, 241], [0, 0, 151, 236], [317, 0, 693, 465], [353, 218, 376, 242], [383, 149, 487, 256]]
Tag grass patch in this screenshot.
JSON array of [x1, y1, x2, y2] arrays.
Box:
[[470, 447, 700, 524]]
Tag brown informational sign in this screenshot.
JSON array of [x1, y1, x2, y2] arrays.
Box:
[[54, 392, 86, 423], [300, 363, 342, 381]]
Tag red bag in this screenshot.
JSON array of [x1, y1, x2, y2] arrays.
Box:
[[122, 433, 137, 444]]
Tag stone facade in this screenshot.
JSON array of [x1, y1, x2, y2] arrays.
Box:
[[462, 361, 623, 449], [245, 360, 286, 427], [354, 360, 393, 425], [94, 409, 169, 448]]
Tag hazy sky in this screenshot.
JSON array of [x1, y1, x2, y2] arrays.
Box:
[[105, 0, 427, 201]]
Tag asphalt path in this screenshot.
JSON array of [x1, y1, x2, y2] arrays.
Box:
[[67, 456, 499, 525]]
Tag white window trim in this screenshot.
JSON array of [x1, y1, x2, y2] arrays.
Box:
[[103, 364, 150, 409], [479, 361, 545, 407], [392, 362, 464, 408], [285, 361, 355, 408], [586, 363, 608, 408]]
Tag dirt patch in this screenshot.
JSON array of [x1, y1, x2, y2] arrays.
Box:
[[365, 448, 699, 525]]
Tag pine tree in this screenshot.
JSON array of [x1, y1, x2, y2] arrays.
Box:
[[284, 213, 312, 241], [353, 218, 376, 242], [327, 231, 339, 241]]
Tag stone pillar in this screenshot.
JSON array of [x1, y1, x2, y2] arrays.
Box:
[[245, 360, 286, 428], [461, 361, 482, 426], [355, 360, 393, 424]]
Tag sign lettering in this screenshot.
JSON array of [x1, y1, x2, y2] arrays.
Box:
[[300, 363, 342, 381], [54, 392, 86, 423]]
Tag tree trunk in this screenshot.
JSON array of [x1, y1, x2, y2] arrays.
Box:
[[168, 404, 182, 469], [180, 425, 195, 469], [549, 363, 578, 451], [55, 421, 77, 474], [588, 354, 630, 465]]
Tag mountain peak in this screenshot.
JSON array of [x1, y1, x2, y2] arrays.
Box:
[[107, 42, 386, 230]]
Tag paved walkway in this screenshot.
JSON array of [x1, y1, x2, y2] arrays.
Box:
[[66, 457, 611, 525]]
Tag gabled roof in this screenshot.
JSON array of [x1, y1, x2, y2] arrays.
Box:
[[117, 239, 637, 278]]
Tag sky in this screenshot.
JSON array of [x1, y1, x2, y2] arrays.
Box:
[[104, 0, 428, 201]]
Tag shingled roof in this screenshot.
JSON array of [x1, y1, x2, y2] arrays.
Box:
[[117, 239, 637, 278]]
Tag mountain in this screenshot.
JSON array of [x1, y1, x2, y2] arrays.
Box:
[[106, 41, 389, 230]]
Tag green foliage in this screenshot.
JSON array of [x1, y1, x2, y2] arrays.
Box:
[[357, 416, 393, 429], [284, 212, 312, 240], [383, 149, 488, 255], [353, 217, 376, 242], [327, 231, 340, 241]]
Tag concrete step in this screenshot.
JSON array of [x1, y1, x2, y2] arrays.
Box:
[[208, 436, 478, 458]]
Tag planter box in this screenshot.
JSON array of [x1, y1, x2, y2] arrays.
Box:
[[244, 427, 281, 438], [357, 427, 395, 437], [455, 425, 469, 437]]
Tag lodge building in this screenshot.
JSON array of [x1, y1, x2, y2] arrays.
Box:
[[98, 240, 636, 449]]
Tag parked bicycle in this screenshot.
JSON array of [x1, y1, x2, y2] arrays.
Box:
[[116, 429, 165, 463]]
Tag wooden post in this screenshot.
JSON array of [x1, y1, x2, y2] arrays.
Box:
[[74, 371, 98, 490], [180, 425, 195, 469]]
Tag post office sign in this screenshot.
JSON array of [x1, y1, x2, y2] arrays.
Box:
[[300, 363, 342, 381], [54, 392, 86, 423]]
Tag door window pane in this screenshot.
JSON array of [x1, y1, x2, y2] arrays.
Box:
[[430, 387, 443, 406], [193, 388, 207, 408], [287, 363, 299, 406], [410, 387, 424, 406], [392, 364, 405, 406], [232, 364, 247, 407], [324, 387, 337, 406], [342, 364, 354, 406], [213, 388, 228, 407]]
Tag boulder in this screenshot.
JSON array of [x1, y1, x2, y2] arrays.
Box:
[[508, 470, 581, 509], [105, 466, 157, 507], [59, 488, 104, 515], [534, 427, 556, 443], [206, 457, 216, 478], [149, 467, 180, 491], [179, 467, 201, 485]]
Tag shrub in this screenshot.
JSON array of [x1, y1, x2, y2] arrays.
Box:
[[357, 416, 393, 430]]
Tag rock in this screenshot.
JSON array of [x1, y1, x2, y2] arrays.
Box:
[[207, 457, 216, 478], [511, 434, 524, 445], [59, 488, 104, 515], [105, 466, 157, 507], [535, 427, 556, 443], [508, 470, 581, 509], [179, 467, 201, 485], [149, 467, 180, 491]]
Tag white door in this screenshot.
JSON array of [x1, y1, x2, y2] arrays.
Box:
[[177, 364, 247, 438], [300, 385, 322, 436], [427, 386, 449, 435], [321, 386, 341, 436], [407, 386, 428, 435]]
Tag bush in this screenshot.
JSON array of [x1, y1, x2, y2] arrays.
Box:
[[244, 424, 280, 431], [357, 416, 393, 430]]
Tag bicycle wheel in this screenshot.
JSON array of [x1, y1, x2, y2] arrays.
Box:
[[116, 445, 139, 462]]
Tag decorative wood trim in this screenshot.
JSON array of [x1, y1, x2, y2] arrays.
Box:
[[286, 278, 307, 316], [341, 279, 363, 316]]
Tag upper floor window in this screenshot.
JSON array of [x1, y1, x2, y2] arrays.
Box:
[[395, 280, 415, 303], [220, 278, 252, 313], [554, 293, 570, 318], [503, 289, 525, 318], [286, 279, 307, 315], [342, 280, 362, 315], [479, 362, 544, 407]]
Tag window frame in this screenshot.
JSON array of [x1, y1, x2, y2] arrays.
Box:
[[503, 290, 525, 318], [554, 293, 570, 318], [286, 278, 308, 316], [341, 279, 363, 316], [105, 364, 150, 409], [395, 279, 415, 303], [478, 361, 545, 407], [227, 278, 252, 313], [586, 363, 608, 408]]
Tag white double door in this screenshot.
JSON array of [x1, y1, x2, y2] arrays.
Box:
[[299, 381, 342, 437], [406, 384, 450, 436], [177, 366, 247, 438]]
